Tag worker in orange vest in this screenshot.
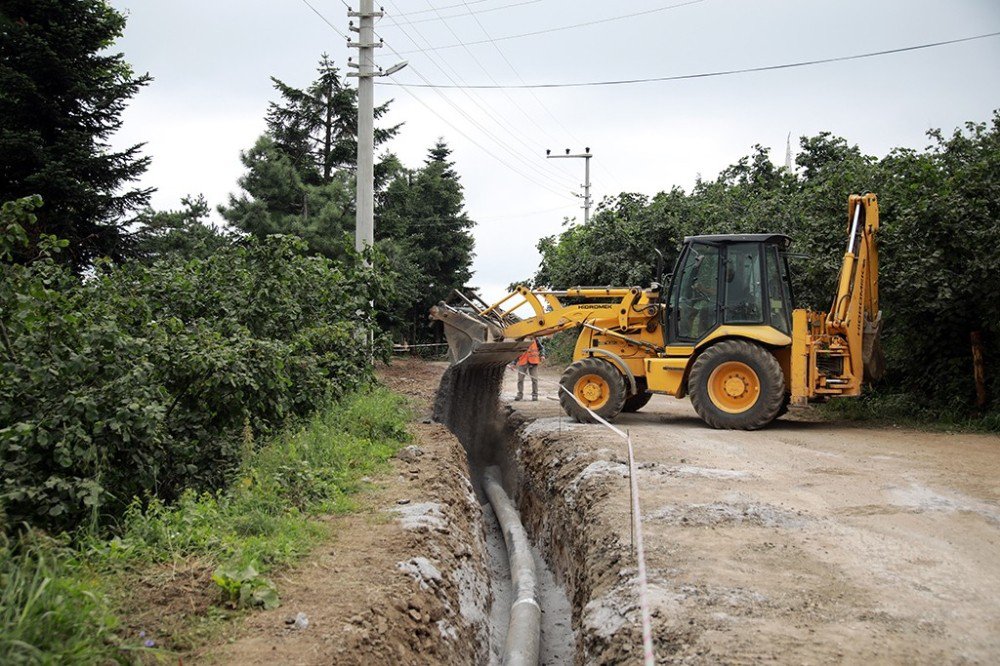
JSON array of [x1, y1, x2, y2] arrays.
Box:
[[515, 338, 544, 401]]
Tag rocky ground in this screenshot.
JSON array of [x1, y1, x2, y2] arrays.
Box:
[[502, 364, 1000, 664]]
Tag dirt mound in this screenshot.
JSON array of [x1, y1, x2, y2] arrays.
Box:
[[204, 362, 493, 665]]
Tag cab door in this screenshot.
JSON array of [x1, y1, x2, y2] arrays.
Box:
[[667, 242, 722, 345]]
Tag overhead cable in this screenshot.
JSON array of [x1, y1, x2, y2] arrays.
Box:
[[387, 0, 542, 26], [380, 0, 578, 192], [456, 0, 628, 191], [381, 30, 1000, 88], [392, 0, 706, 53], [301, 0, 576, 200], [416, 1, 584, 188], [390, 0, 493, 17]]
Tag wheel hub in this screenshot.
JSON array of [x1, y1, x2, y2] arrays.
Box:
[[707, 361, 761, 414], [723, 375, 749, 398], [574, 373, 611, 410], [582, 381, 603, 401]]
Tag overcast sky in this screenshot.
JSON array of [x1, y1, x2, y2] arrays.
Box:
[[108, 0, 1000, 301]]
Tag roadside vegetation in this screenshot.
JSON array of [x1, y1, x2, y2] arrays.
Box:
[[1, 388, 409, 663], [2, 0, 997, 661], [1, 1, 459, 661]]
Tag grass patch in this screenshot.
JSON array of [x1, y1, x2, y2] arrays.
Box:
[[0, 533, 133, 664], [820, 392, 1000, 434], [0, 386, 411, 662]]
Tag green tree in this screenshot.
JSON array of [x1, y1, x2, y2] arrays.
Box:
[[221, 56, 401, 258], [0, 0, 152, 268], [134, 195, 231, 261], [267, 54, 399, 184], [378, 140, 475, 342]]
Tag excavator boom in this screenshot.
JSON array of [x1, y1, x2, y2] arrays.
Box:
[[430, 285, 661, 369]]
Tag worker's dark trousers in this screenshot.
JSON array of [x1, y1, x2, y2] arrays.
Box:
[[516, 364, 538, 399]]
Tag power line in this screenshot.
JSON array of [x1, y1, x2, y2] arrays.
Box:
[[388, 79, 574, 199], [414, 1, 583, 188], [381, 30, 1000, 89], [390, 0, 493, 17], [305, 0, 576, 199], [298, 0, 350, 40], [391, 0, 706, 54], [477, 204, 579, 221], [380, 0, 578, 192], [455, 0, 628, 192], [388, 0, 542, 26]]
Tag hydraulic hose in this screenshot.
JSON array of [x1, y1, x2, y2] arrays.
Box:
[[482, 466, 541, 666]]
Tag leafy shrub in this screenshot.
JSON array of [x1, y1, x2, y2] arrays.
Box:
[[211, 562, 279, 610], [1, 201, 386, 531], [1, 387, 410, 660]]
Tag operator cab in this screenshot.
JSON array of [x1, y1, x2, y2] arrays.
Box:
[[665, 234, 794, 345]]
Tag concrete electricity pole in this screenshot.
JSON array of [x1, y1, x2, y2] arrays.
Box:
[[546, 148, 593, 224], [347, 1, 406, 259]]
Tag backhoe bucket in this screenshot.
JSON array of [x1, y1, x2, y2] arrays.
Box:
[[430, 303, 530, 368], [863, 311, 886, 382]]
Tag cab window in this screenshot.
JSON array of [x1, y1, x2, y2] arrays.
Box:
[[723, 243, 763, 324], [674, 243, 719, 339], [766, 245, 791, 333]]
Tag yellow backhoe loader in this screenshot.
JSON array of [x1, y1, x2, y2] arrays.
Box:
[[431, 194, 883, 430]]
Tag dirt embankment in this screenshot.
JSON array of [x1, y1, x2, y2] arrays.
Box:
[[204, 359, 493, 665], [501, 365, 1000, 664]]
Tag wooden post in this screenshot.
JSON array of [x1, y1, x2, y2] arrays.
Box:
[[971, 331, 987, 409]]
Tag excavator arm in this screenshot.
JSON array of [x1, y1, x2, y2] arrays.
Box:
[[790, 193, 883, 405], [430, 285, 661, 368]]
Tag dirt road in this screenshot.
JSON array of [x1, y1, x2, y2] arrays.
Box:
[[504, 366, 1000, 663]]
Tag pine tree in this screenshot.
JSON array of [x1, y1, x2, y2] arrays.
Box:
[[0, 0, 152, 268], [378, 139, 475, 341], [134, 195, 231, 261], [222, 55, 401, 257]]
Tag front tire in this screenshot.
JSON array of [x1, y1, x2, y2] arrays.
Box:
[[559, 358, 626, 423], [688, 340, 785, 430]]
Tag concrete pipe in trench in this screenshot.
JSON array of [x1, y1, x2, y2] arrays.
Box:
[[482, 466, 541, 665]]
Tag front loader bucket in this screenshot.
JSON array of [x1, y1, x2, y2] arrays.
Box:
[[430, 303, 530, 368]]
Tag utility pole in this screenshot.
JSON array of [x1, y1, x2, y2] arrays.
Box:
[[347, 1, 406, 259], [546, 147, 593, 224]]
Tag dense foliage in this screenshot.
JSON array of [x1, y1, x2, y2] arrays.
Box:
[[133, 195, 232, 262], [218, 57, 476, 344], [0, 197, 386, 532], [534, 115, 1000, 418], [220, 56, 400, 259], [378, 141, 476, 342], [0, 0, 151, 268], [0, 388, 409, 662]]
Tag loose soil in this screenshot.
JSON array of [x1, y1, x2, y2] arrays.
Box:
[[199, 359, 493, 665], [182, 358, 998, 664], [502, 364, 1000, 664]]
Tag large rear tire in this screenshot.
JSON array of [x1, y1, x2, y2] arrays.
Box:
[[622, 378, 652, 413], [559, 358, 626, 423], [688, 340, 785, 430]]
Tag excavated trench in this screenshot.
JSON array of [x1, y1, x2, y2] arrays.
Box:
[[434, 366, 577, 664]]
